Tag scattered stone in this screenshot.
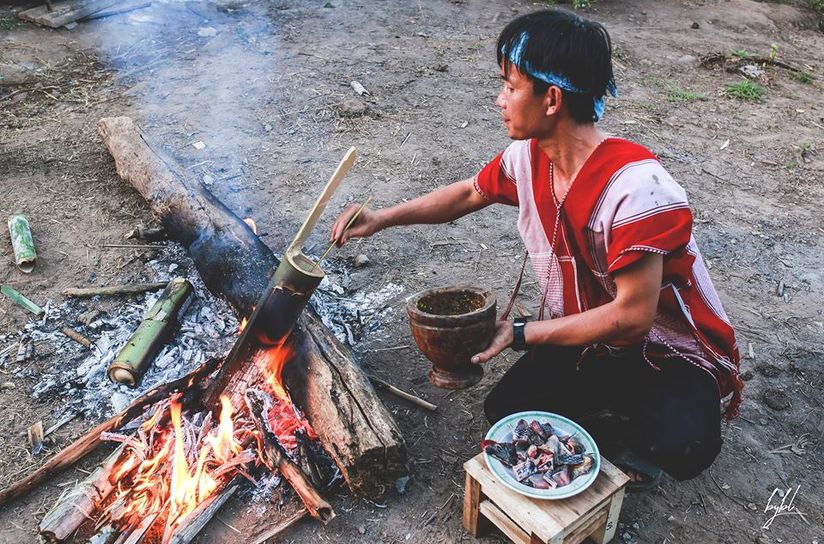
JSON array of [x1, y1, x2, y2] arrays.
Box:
[[339, 97, 367, 117], [763, 388, 790, 411], [435, 64, 449, 72], [0, 63, 37, 87], [678, 55, 698, 65], [622, 531, 637, 544], [358, 525, 366, 535], [667, 515, 676, 523], [759, 418, 769, 426], [394, 475, 409, 494], [353, 254, 370, 267], [740, 369, 754, 381], [691, 22, 700, 29], [740, 64, 764, 79], [632, 522, 641, 531], [197, 26, 218, 37]]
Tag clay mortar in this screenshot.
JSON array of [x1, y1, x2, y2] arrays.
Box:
[[406, 285, 496, 389]]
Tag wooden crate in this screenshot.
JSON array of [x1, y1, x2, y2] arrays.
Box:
[[463, 453, 630, 544]]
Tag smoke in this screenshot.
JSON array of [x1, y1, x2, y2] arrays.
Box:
[[91, 0, 282, 196]]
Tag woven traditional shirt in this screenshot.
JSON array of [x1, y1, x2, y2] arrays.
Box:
[[474, 137, 742, 416]]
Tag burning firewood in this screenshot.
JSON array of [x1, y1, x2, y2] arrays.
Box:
[[245, 388, 335, 524]]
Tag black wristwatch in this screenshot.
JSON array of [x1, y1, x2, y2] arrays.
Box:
[[512, 317, 528, 351]]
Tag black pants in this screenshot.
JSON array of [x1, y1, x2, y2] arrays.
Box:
[[484, 345, 722, 481]]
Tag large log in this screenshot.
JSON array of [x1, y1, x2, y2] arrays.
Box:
[[97, 116, 407, 497]]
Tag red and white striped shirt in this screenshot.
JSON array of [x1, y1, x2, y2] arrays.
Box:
[[474, 137, 743, 418]]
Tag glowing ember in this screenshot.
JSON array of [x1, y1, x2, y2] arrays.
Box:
[[238, 317, 248, 334]]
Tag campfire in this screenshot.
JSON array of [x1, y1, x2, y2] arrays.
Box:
[[40, 338, 334, 543]]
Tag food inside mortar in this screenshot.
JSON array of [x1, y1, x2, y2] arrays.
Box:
[[483, 419, 595, 489], [417, 289, 485, 315]]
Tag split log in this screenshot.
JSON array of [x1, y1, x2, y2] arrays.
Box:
[[246, 389, 334, 524], [0, 358, 219, 507], [39, 444, 125, 542], [18, 0, 118, 28], [98, 116, 407, 498]]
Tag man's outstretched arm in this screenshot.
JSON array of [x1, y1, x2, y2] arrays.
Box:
[[330, 178, 490, 246]]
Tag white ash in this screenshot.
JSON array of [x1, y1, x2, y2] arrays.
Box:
[[20, 247, 240, 422], [310, 258, 404, 350]]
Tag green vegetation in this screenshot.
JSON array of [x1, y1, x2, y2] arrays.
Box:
[[791, 70, 813, 84], [723, 80, 764, 102], [662, 80, 707, 102], [0, 17, 17, 30], [731, 50, 756, 59]]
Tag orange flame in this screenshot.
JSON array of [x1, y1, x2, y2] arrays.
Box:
[[238, 317, 248, 334], [207, 395, 243, 463], [254, 339, 292, 399]]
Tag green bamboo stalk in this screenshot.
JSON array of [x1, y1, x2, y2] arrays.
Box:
[[7, 214, 37, 273], [0, 285, 44, 316], [107, 277, 194, 386]]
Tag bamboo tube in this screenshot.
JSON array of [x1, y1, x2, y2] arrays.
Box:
[[107, 277, 194, 386], [7, 214, 37, 273]]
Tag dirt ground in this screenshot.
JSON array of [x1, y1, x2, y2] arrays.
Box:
[[1, 0, 823, 543]]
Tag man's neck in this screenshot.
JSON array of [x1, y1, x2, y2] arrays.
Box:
[[536, 120, 605, 188]]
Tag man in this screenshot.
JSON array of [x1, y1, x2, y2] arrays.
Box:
[[330, 9, 742, 490]]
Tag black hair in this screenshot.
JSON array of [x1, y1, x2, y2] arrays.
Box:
[[497, 9, 614, 123]]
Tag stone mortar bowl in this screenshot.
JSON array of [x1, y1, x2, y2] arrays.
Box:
[[406, 285, 496, 389]]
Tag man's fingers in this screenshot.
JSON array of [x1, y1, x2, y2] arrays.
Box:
[[331, 204, 358, 244]]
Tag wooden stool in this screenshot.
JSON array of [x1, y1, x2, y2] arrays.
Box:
[[463, 453, 630, 544]]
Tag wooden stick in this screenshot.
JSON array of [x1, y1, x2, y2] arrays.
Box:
[[62, 282, 168, 297], [311, 194, 372, 272], [60, 326, 94, 349], [369, 376, 438, 412], [168, 480, 240, 544], [245, 389, 335, 524], [250, 508, 308, 544], [101, 244, 166, 249], [0, 358, 219, 507], [39, 444, 126, 542]]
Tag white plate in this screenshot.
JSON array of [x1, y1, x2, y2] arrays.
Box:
[[483, 410, 601, 500]]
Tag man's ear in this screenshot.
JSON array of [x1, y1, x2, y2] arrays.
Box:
[[545, 86, 562, 116]]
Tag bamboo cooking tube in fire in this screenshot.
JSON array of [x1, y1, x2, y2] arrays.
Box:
[[245, 389, 335, 524], [203, 148, 358, 409]]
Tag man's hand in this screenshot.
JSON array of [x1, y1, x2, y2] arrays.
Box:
[[330, 205, 381, 247], [471, 320, 514, 364]]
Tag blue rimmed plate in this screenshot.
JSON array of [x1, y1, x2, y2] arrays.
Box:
[[483, 410, 601, 500]]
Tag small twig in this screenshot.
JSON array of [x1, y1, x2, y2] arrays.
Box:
[[101, 243, 166, 249], [708, 472, 749, 510], [60, 327, 94, 350], [369, 375, 438, 412], [371, 345, 410, 352]]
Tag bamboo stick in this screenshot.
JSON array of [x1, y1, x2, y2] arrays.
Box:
[[62, 282, 168, 297], [60, 326, 94, 349], [0, 285, 44, 315]]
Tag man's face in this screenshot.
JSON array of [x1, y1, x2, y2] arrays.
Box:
[[496, 65, 552, 140]]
